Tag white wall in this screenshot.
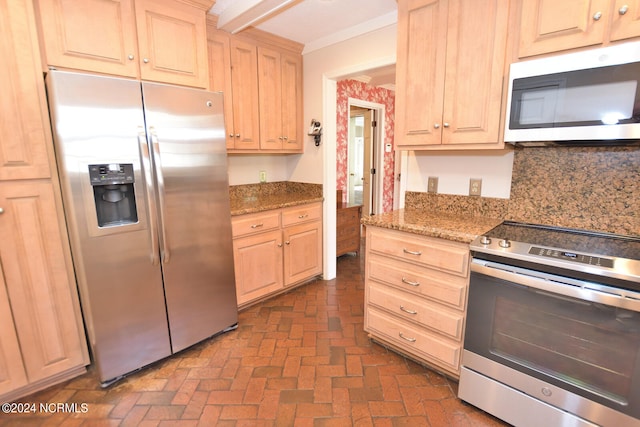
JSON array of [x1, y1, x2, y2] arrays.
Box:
[[227, 155, 294, 185], [299, 24, 398, 280], [406, 149, 514, 198]]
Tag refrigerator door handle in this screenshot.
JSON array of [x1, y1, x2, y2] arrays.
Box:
[[138, 130, 160, 265], [149, 128, 170, 264]]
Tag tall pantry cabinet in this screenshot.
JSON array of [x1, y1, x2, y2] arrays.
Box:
[[0, 0, 89, 401]]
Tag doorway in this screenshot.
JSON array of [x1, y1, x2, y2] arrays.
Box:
[[346, 98, 385, 216], [348, 106, 374, 215]]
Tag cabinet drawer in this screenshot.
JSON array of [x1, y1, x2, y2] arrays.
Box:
[[367, 255, 467, 309], [337, 207, 360, 226], [232, 211, 280, 238], [282, 203, 322, 227], [368, 228, 469, 277], [337, 223, 359, 239], [366, 307, 460, 373], [368, 282, 464, 340]]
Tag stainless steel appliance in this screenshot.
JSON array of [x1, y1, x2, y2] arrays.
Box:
[[504, 41, 640, 145], [459, 221, 640, 427], [46, 70, 238, 386]]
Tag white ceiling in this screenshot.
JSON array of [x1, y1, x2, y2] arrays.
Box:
[[209, 0, 398, 89]]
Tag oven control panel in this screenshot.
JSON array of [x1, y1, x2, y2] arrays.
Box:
[[529, 246, 614, 268]]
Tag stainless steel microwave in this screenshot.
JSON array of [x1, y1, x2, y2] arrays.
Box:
[[504, 41, 640, 145]]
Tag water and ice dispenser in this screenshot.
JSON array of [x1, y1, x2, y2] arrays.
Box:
[[89, 163, 138, 227]]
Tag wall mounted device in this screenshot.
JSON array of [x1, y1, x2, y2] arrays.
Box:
[[308, 119, 322, 146]]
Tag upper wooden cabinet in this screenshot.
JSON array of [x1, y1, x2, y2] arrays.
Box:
[[35, 0, 211, 88], [0, 0, 52, 180], [206, 17, 304, 154], [395, 0, 509, 150], [258, 48, 304, 151], [518, 0, 640, 58]]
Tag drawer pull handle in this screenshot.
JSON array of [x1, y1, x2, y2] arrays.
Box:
[[403, 248, 422, 256], [400, 305, 417, 315], [399, 332, 416, 343], [250, 223, 264, 229], [298, 214, 308, 219], [401, 277, 420, 287]]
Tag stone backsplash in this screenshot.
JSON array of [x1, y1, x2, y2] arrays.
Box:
[[406, 145, 639, 236]]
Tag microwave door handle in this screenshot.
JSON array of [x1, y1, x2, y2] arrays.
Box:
[[138, 130, 160, 265], [149, 128, 170, 264]]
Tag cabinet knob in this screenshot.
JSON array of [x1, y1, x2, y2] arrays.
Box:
[[279, 136, 283, 140], [0, 207, 4, 214], [434, 123, 440, 129], [593, 11, 603, 20], [619, 5, 629, 15], [283, 136, 288, 141], [278, 243, 283, 248], [229, 134, 234, 138], [285, 241, 290, 245], [443, 122, 450, 128], [236, 134, 240, 138], [143, 58, 149, 63], [128, 54, 134, 60]]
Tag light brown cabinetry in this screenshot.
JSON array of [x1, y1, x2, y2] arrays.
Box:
[[518, 0, 640, 57], [258, 48, 304, 151], [364, 226, 470, 377], [232, 203, 322, 307], [395, 0, 509, 150], [0, 0, 89, 402], [206, 17, 304, 153], [207, 31, 261, 150], [35, 0, 211, 88]]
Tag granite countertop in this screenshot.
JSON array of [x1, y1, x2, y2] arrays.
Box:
[[229, 182, 323, 216], [361, 208, 503, 244], [230, 193, 323, 216]]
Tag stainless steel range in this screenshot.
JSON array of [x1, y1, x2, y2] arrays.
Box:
[[458, 221, 640, 427]]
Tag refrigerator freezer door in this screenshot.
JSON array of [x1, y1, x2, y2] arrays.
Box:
[[46, 71, 171, 383], [141, 83, 238, 352]]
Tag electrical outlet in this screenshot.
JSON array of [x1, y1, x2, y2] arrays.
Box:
[[469, 178, 482, 196], [427, 177, 438, 193], [259, 170, 267, 183]]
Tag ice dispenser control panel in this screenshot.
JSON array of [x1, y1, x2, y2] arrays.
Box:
[[89, 163, 135, 186]]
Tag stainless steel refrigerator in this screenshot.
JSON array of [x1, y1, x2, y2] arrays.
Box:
[[45, 70, 238, 385]]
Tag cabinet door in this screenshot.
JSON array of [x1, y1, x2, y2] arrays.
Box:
[[610, 0, 640, 41], [0, 181, 87, 383], [35, 0, 139, 78], [233, 230, 283, 306], [208, 32, 235, 150], [518, 0, 610, 57], [281, 53, 304, 152], [230, 39, 261, 150], [283, 221, 322, 286], [258, 47, 284, 150], [441, 0, 508, 145], [395, 0, 447, 148], [0, 263, 28, 396], [134, 0, 208, 88], [0, 0, 51, 180]]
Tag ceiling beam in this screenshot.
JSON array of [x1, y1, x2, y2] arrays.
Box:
[[217, 0, 294, 34]]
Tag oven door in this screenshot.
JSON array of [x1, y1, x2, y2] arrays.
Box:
[[463, 259, 640, 424]]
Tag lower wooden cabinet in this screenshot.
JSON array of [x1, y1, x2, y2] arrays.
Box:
[[0, 180, 89, 401], [232, 202, 322, 307], [364, 226, 470, 378]]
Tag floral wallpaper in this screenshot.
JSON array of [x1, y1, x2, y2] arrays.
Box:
[[336, 79, 395, 213]]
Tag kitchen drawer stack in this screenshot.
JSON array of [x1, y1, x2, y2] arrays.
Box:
[[364, 226, 470, 378]]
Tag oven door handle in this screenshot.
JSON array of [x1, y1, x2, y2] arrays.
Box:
[[471, 260, 640, 312]]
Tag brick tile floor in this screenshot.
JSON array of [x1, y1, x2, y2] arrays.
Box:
[[0, 247, 508, 426]]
